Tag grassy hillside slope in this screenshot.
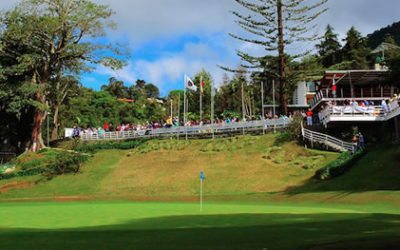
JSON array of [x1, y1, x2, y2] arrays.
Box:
[[0, 135, 338, 200]]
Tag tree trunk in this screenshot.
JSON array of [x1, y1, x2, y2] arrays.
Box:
[[277, 0, 288, 115], [51, 105, 59, 141], [30, 92, 45, 152]]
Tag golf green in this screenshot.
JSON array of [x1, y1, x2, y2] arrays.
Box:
[[1, 201, 399, 249]]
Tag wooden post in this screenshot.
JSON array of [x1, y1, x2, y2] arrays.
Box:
[[349, 72, 354, 98]]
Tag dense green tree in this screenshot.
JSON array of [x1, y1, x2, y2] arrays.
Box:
[[144, 83, 160, 99], [0, 0, 125, 151], [225, 0, 328, 114], [316, 25, 342, 67], [101, 77, 128, 99], [367, 21, 400, 49], [342, 27, 370, 69]]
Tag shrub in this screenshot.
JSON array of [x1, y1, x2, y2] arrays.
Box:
[[275, 114, 303, 144], [0, 149, 90, 180], [42, 152, 89, 179], [74, 139, 146, 153], [0, 167, 46, 180], [315, 149, 366, 180]]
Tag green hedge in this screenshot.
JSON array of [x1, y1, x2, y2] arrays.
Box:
[[0, 149, 90, 180], [74, 139, 146, 153], [0, 167, 46, 180], [315, 149, 366, 180]]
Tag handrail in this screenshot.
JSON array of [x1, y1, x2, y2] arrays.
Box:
[[318, 100, 400, 126], [77, 118, 292, 141], [301, 121, 355, 153]]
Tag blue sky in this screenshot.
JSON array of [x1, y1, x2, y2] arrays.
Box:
[[3, 0, 400, 96]]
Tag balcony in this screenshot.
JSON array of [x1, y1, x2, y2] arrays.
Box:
[[318, 100, 400, 126]]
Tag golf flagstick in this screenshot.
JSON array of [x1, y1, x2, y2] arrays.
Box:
[[200, 171, 205, 212]]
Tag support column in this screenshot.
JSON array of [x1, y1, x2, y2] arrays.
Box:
[[349, 72, 354, 98]]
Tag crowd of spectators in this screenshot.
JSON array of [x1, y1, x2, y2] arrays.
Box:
[[318, 93, 400, 117], [71, 112, 295, 138]]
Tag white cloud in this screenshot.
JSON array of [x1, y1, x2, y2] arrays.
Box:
[[3, 0, 400, 94], [96, 40, 238, 94]]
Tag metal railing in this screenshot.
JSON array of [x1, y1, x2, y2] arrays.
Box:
[[318, 100, 400, 126], [301, 122, 355, 153], [78, 118, 292, 141]]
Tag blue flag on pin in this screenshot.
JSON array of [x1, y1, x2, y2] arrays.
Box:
[[200, 171, 205, 181]]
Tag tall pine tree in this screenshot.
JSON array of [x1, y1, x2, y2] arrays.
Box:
[[316, 25, 342, 67], [225, 0, 328, 114], [342, 26, 370, 69]]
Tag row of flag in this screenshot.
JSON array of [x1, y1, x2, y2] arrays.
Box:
[[185, 75, 205, 94]]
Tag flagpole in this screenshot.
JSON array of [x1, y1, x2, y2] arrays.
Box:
[[273, 79, 276, 133], [186, 92, 189, 140], [200, 76, 203, 125], [184, 75, 187, 140], [200, 178, 203, 212], [178, 92, 181, 140], [211, 79, 215, 139], [170, 99, 173, 119], [261, 79, 265, 135]]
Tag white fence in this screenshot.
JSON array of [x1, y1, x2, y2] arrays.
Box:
[[318, 100, 400, 126], [301, 122, 355, 153], [74, 118, 292, 141]]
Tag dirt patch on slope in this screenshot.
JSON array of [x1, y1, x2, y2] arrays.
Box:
[[0, 181, 33, 193]]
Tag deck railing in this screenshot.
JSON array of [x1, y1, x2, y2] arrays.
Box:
[[318, 100, 400, 126], [301, 122, 355, 153], [78, 118, 292, 141]]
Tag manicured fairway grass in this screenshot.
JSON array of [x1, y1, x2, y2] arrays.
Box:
[[1, 136, 399, 249], [0, 201, 399, 249]]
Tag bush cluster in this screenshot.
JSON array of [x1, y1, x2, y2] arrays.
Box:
[[0, 149, 89, 180], [42, 153, 89, 179], [74, 139, 146, 153], [315, 149, 365, 180], [0, 167, 46, 180]]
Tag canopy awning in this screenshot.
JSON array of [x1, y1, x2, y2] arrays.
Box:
[[321, 70, 390, 87]]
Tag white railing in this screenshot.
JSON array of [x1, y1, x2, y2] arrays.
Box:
[[301, 122, 355, 153], [77, 118, 292, 141], [318, 100, 400, 126]]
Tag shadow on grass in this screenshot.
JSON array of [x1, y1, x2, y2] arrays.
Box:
[[0, 213, 399, 250], [285, 145, 400, 195]]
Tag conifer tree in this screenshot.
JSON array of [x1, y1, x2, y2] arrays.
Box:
[[225, 0, 328, 114], [342, 26, 370, 69], [316, 25, 342, 67]]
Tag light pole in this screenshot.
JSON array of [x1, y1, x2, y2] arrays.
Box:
[[47, 111, 51, 147], [261, 80, 265, 135]]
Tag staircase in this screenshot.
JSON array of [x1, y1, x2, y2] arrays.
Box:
[[301, 122, 355, 153]]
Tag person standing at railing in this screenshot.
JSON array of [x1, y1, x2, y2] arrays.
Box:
[[381, 100, 389, 114], [358, 132, 365, 150], [103, 122, 109, 132], [72, 126, 80, 139], [331, 82, 337, 98], [98, 127, 105, 139], [306, 109, 313, 126]]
